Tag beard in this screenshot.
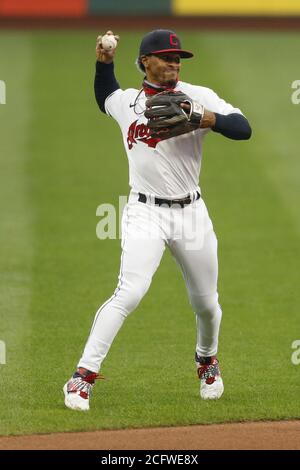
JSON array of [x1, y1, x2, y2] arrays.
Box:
[[162, 78, 177, 88], [159, 69, 179, 88]]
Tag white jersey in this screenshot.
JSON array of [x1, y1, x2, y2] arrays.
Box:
[[105, 81, 243, 198]]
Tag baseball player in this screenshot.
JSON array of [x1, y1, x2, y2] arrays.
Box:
[[64, 30, 251, 411]]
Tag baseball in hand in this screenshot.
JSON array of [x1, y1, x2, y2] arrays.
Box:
[[101, 34, 118, 51]]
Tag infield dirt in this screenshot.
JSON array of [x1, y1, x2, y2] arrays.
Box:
[[0, 420, 300, 450]]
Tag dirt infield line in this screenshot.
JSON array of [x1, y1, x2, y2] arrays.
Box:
[[1, 420, 300, 450]]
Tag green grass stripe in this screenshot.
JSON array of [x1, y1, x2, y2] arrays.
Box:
[[0, 32, 34, 433]]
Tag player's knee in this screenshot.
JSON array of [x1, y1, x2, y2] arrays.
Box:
[[115, 276, 151, 315], [123, 287, 146, 313], [191, 292, 220, 316]]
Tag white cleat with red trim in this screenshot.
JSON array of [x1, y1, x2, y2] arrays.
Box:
[[63, 369, 103, 411], [196, 355, 224, 400]]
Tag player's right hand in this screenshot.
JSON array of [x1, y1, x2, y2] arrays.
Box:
[[96, 31, 119, 64]]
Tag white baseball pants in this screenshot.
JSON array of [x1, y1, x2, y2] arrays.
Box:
[[78, 191, 222, 373]]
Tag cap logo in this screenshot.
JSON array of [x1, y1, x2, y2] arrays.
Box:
[[169, 34, 179, 46]]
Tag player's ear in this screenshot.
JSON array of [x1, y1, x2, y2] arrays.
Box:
[[141, 55, 149, 69]]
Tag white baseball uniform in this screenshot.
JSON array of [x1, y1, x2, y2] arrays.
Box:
[[78, 81, 243, 373]]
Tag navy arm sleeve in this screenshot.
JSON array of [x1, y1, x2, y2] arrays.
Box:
[[94, 61, 120, 114], [212, 113, 252, 140]]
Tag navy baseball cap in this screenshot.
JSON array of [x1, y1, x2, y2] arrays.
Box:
[[139, 29, 193, 59]]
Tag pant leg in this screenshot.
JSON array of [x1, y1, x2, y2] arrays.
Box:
[[78, 203, 165, 372], [168, 198, 222, 357]]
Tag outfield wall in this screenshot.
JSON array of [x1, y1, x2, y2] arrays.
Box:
[[1, 0, 300, 17], [173, 0, 300, 16]]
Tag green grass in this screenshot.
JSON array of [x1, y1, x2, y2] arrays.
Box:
[[0, 30, 299, 436]]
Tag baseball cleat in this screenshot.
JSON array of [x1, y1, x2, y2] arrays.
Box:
[[196, 354, 224, 400], [63, 368, 103, 411]]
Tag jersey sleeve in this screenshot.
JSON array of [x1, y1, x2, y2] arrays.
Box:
[[104, 88, 125, 120], [104, 88, 138, 129], [202, 87, 243, 116]]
